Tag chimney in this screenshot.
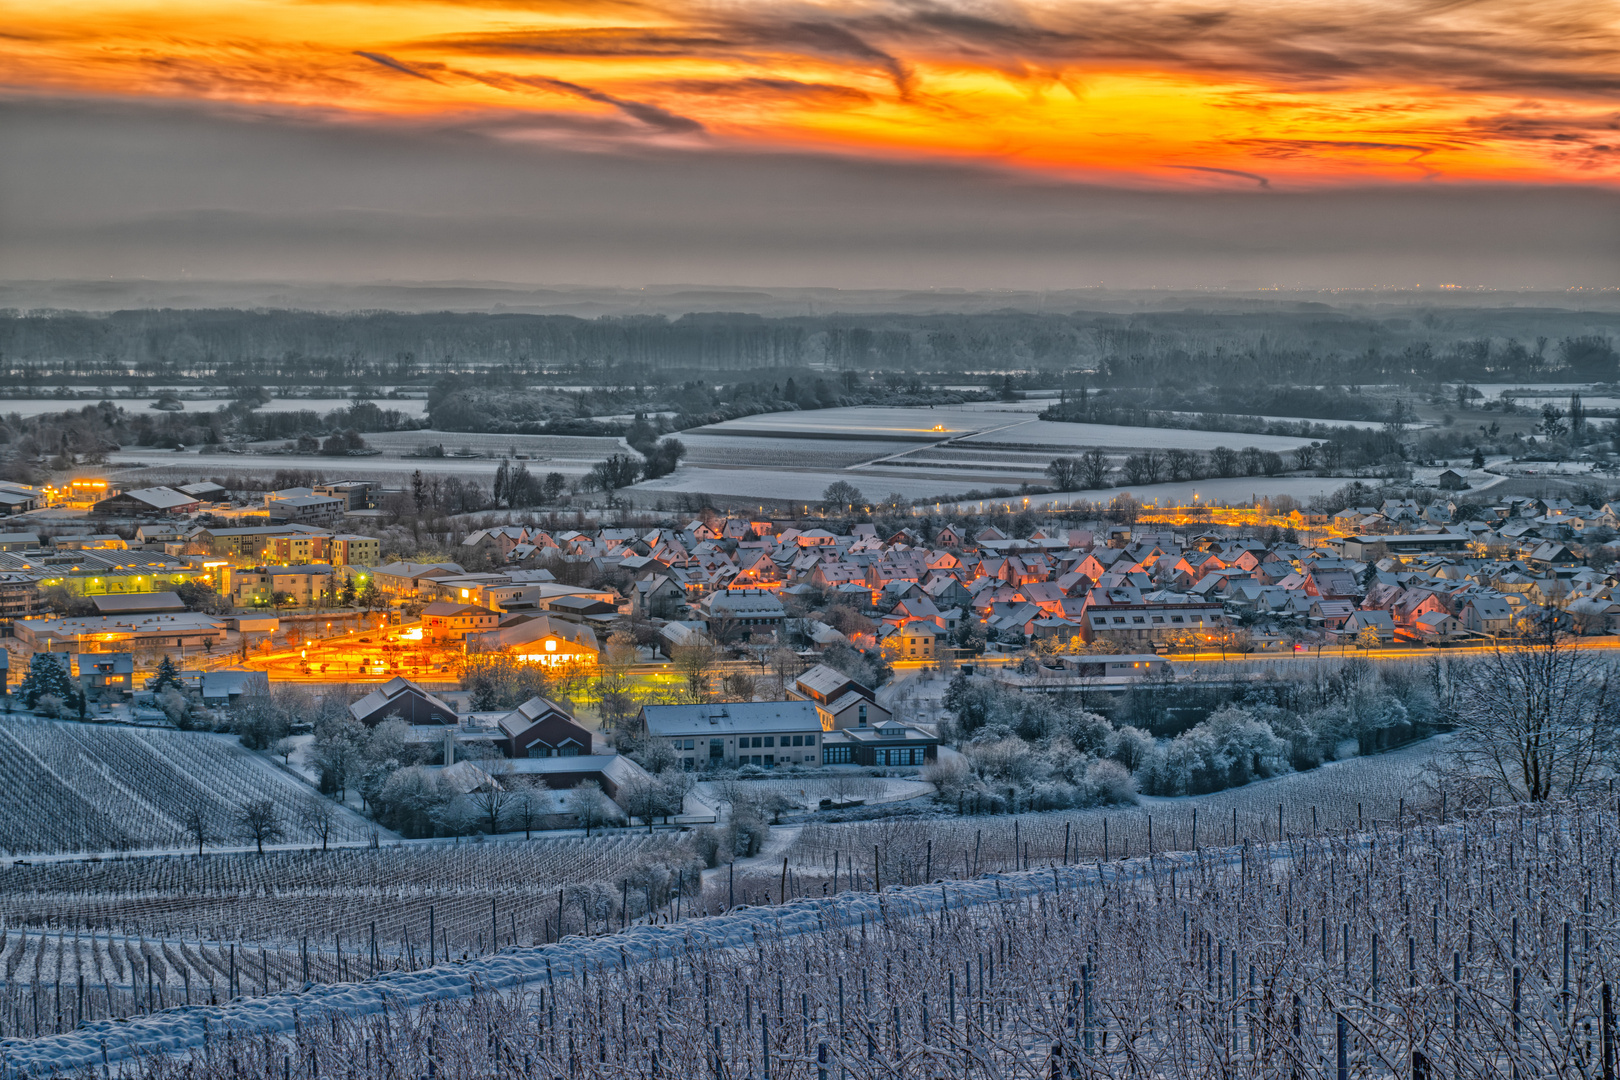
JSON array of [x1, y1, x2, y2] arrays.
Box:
[[444, 727, 455, 767]]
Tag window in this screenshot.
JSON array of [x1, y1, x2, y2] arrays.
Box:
[[806, 734, 816, 745], [1132, 616, 1145, 624], [710, 739, 725, 759], [823, 745, 852, 764], [685, 740, 694, 750], [791, 735, 802, 747], [858, 705, 867, 727], [764, 736, 775, 748], [1113, 617, 1126, 624], [1172, 616, 1184, 623]]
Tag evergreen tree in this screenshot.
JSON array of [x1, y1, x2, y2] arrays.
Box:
[[150, 655, 184, 695], [17, 653, 82, 710]]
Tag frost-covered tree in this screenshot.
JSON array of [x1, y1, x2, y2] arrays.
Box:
[[149, 655, 184, 695], [16, 653, 81, 711]]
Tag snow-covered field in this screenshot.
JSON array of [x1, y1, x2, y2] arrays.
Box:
[[0, 718, 372, 856], [794, 737, 1439, 876], [0, 398, 427, 418], [2, 798, 1597, 1080], [694, 406, 1321, 451], [692, 404, 1028, 440], [962, 419, 1315, 453], [941, 474, 1348, 511], [687, 776, 933, 816], [675, 434, 904, 471], [633, 467, 965, 504]]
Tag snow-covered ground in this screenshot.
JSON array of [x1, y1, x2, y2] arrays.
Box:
[[686, 776, 934, 818]]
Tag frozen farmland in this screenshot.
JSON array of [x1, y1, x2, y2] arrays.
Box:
[[0, 835, 697, 1031], [0, 719, 372, 856], [5, 801, 1618, 1079]]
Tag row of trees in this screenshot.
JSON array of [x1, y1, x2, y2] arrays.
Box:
[[1043, 443, 1318, 492]]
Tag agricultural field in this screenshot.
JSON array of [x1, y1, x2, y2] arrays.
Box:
[[632, 467, 959, 505], [791, 737, 1440, 889], [0, 833, 696, 1033], [0, 718, 372, 857], [104, 431, 622, 487], [675, 434, 902, 471], [687, 776, 933, 818], [689, 404, 1042, 441], [353, 431, 621, 462], [6, 799, 1608, 1080], [961, 419, 1317, 453], [944, 475, 1352, 511], [0, 398, 427, 419]]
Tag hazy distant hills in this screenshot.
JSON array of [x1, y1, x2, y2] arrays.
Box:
[[3, 279, 1617, 317]]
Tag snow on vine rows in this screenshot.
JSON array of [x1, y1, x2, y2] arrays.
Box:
[[0, 718, 370, 856], [792, 737, 1441, 889], [0, 833, 697, 1033], [3, 800, 1615, 1080]]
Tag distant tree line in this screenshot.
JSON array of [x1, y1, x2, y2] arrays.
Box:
[[3, 307, 1613, 384]]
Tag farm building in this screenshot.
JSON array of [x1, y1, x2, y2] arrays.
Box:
[[349, 676, 458, 727], [503, 753, 648, 799], [496, 695, 597, 759]]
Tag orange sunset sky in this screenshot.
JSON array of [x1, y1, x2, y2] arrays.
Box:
[[2, 0, 1618, 290], [5, 0, 1617, 188]]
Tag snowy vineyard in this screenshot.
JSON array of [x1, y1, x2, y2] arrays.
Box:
[[0, 719, 369, 855], [0, 835, 698, 1035], [5, 800, 1620, 1078], [792, 741, 1436, 890]]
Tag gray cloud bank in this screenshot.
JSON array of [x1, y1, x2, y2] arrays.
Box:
[[1, 96, 1616, 294]]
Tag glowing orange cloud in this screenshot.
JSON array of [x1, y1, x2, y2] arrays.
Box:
[[4, 0, 1617, 187]]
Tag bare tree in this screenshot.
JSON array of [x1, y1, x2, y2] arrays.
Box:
[[272, 736, 300, 765], [236, 799, 285, 854], [466, 761, 515, 835], [565, 779, 612, 837], [618, 775, 663, 834], [182, 799, 216, 857], [508, 781, 548, 839], [671, 640, 721, 703], [1449, 627, 1619, 802], [296, 794, 337, 852]]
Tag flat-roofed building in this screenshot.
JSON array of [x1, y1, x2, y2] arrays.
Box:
[[91, 487, 200, 517], [641, 700, 823, 770], [14, 612, 227, 653]]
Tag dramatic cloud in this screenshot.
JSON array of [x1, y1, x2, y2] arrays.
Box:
[[1, 1, 1616, 287], [4, 0, 1618, 186]]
